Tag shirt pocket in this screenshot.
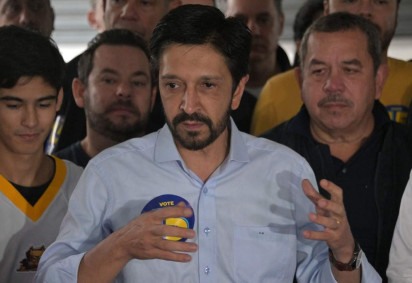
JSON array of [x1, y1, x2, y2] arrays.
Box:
[[233, 226, 296, 283]]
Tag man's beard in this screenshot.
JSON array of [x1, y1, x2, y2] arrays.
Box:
[[381, 28, 395, 53], [86, 100, 148, 142], [167, 109, 231, 151]]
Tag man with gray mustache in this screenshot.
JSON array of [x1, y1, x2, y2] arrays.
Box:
[[262, 12, 412, 282]]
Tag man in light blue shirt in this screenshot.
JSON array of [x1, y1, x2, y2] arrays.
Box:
[[35, 5, 380, 283]]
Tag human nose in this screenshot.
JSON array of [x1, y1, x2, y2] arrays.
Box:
[[180, 86, 200, 115], [323, 70, 344, 93], [247, 19, 261, 35], [358, 1, 373, 20], [18, 5, 36, 27], [116, 81, 132, 98], [22, 106, 39, 128], [121, 0, 139, 19]]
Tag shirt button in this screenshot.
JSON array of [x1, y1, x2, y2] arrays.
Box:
[[203, 187, 208, 194], [204, 266, 210, 274], [204, 227, 211, 235], [342, 168, 347, 174]]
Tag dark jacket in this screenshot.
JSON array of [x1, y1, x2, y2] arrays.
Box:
[[262, 101, 412, 282], [55, 55, 86, 152]]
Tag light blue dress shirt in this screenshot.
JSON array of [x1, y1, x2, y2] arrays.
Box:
[[35, 121, 381, 282]]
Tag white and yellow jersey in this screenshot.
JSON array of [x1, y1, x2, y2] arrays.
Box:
[[0, 156, 83, 283]]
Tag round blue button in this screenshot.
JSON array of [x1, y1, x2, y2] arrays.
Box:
[[141, 194, 195, 242]]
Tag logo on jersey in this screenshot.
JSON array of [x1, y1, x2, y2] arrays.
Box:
[[17, 245, 45, 272], [141, 194, 195, 242], [386, 105, 409, 124]]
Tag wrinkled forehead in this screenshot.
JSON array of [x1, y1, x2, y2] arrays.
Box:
[[304, 30, 370, 63]]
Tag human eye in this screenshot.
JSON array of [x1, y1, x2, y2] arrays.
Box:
[[140, 0, 154, 6], [164, 82, 179, 90], [38, 100, 53, 108], [256, 15, 271, 26], [29, 1, 47, 12], [132, 79, 148, 88], [6, 103, 20, 109], [343, 67, 360, 75], [101, 76, 117, 85], [110, 0, 126, 6], [104, 78, 115, 84], [201, 81, 216, 90], [3, 2, 21, 16], [310, 67, 326, 77], [374, 0, 389, 5]]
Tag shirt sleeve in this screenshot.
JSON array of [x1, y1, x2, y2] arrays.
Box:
[[35, 165, 111, 282], [387, 170, 412, 282]]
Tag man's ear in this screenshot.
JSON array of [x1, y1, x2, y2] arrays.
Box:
[[72, 78, 86, 108], [231, 75, 249, 111], [374, 63, 389, 100], [87, 10, 98, 29]]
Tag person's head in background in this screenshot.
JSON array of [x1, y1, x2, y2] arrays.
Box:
[[74, 29, 155, 147], [0, 0, 54, 37], [181, 0, 215, 5], [298, 12, 385, 137], [324, 0, 401, 59], [102, 0, 181, 42], [293, 0, 324, 67], [0, 25, 65, 155], [88, 0, 105, 32], [225, 0, 286, 93]]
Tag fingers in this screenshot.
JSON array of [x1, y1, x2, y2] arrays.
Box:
[[142, 204, 194, 224], [150, 242, 197, 262], [302, 179, 321, 205], [154, 223, 197, 241], [303, 179, 356, 256], [308, 212, 341, 230], [302, 179, 345, 217], [123, 203, 197, 262], [319, 179, 343, 204]]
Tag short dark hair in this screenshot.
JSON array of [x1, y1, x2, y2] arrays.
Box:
[[0, 25, 65, 91], [150, 4, 251, 90], [300, 12, 382, 74], [293, 0, 323, 42], [78, 29, 151, 85]]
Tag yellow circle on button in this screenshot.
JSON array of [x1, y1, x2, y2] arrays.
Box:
[[164, 217, 189, 241]]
